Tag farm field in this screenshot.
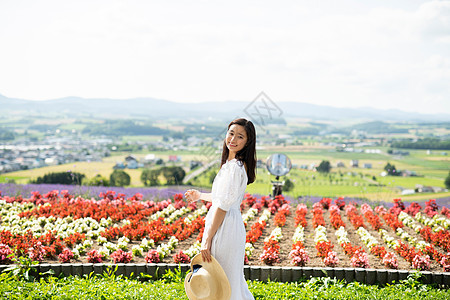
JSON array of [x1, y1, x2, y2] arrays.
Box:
[[192, 147, 450, 200], [1, 145, 449, 200], [1, 188, 449, 274]]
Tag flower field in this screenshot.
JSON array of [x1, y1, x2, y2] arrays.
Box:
[[1, 187, 450, 273]]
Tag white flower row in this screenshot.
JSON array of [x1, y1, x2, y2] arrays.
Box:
[[398, 212, 422, 233], [258, 209, 271, 225], [379, 229, 400, 249], [93, 236, 153, 258], [0, 201, 41, 233], [165, 206, 192, 224], [356, 227, 378, 249], [264, 227, 283, 242], [415, 212, 449, 232], [314, 225, 328, 244], [131, 237, 156, 257], [185, 240, 202, 258], [72, 239, 94, 258], [335, 226, 350, 245], [150, 204, 177, 220], [0, 207, 111, 239], [140, 237, 156, 251], [0, 200, 35, 215], [117, 236, 130, 250], [432, 215, 450, 229], [156, 236, 179, 259], [104, 241, 119, 254], [292, 226, 305, 243], [184, 205, 208, 224], [245, 242, 255, 258], [395, 227, 430, 250], [242, 208, 259, 224]]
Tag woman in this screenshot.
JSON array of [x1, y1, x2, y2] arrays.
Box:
[[185, 118, 256, 300]]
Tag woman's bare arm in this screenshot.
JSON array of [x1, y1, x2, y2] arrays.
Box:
[[200, 207, 226, 262]]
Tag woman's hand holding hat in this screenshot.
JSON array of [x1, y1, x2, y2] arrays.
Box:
[[201, 238, 212, 263]]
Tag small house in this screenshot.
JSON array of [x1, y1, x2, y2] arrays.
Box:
[[169, 155, 181, 162], [125, 155, 139, 169]]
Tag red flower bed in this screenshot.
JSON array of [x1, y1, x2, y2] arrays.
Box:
[[273, 207, 290, 227], [442, 207, 450, 218], [0, 244, 14, 264], [110, 249, 133, 263], [395, 241, 419, 264], [419, 226, 450, 252], [2, 189, 450, 272], [312, 203, 325, 228], [319, 198, 332, 210], [267, 195, 289, 214], [58, 248, 74, 263], [389, 198, 405, 216], [289, 241, 309, 267], [370, 245, 387, 259], [361, 204, 383, 231], [344, 204, 365, 229], [145, 250, 160, 263], [294, 204, 307, 228], [424, 199, 439, 218], [87, 249, 104, 263], [173, 250, 190, 263], [260, 238, 280, 265], [380, 212, 403, 231], [246, 221, 266, 244], [329, 204, 345, 229], [422, 245, 445, 265], [316, 241, 334, 259], [405, 202, 422, 217]]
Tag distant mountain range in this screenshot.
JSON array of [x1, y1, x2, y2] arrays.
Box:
[[1, 93, 449, 122]]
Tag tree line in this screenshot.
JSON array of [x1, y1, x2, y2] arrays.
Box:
[[30, 166, 186, 187], [390, 138, 450, 150], [82, 120, 169, 136]]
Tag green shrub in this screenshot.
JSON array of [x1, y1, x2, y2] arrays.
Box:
[[109, 169, 131, 187], [141, 169, 160, 186], [87, 174, 110, 186], [31, 171, 85, 185]]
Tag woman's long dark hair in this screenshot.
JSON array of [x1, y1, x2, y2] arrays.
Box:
[[221, 118, 257, 184]]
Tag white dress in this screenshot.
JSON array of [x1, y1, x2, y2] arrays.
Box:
[[202, 158, 254, 300]]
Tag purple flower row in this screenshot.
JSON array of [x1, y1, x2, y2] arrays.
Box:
[[0, 183, 189, 201]]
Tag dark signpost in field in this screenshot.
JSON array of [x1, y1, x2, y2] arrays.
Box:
[[266, 153, 292, 197]]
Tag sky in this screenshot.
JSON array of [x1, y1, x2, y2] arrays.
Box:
[[0, 0, 449, 115]]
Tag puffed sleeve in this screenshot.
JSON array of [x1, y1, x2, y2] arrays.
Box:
[[214, 161, 246, 211]]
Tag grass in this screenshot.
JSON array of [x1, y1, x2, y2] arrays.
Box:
[[0, 272, 448, 300], [3, 162, 120, 185], [0, 176, 28, 183]]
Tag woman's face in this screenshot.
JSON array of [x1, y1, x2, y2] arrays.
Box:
[[226, 124, 248, 154]]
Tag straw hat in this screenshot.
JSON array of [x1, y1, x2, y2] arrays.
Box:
[[184, 254, 231, 300]]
